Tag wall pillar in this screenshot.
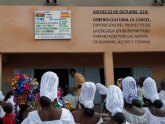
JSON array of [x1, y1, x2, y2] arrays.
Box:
[[104, 52, 114, 87]]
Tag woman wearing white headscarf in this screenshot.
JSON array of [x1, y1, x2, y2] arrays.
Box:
[[72, 82, 103, 124], [22, 71, 75, 124], [143, 77, 165, 124], [121, 76, 148, 124], [96, 83, 107, 113], [96, 83, 107, 96], [0, 90, 5, 117], [103, 85, 128, 124]]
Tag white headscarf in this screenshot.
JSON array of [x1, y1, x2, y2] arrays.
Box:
[[106, 85, 124, 116], [143, 77, 159, 103], [0, 91, 4, 101], [40, 71, 59, 102], [79, 82, 96, 108], [122, 76, 138, 104], [96, 83, 107, 95]]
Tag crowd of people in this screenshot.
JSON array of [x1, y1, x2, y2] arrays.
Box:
[[0, 69, 164, 124]]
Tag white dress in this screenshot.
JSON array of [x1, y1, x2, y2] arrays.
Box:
[[21, 108, 75, 124], [6, 96, 15, 108], [159, 90, 165, 111], [143, 107, 165, 124], [137, 87, 144, 99], [0, 106, 5, 117], [75, 117, 103, 124], [123, 109, 148, 124]]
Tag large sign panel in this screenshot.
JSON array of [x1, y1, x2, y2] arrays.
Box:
[[35, 10, 71, 39], [92, 9, 151, 45]]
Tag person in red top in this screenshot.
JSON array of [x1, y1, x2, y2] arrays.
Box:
[[2, 102, 15, 124]]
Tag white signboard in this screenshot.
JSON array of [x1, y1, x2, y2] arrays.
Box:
[[35, 10, 71, 39]]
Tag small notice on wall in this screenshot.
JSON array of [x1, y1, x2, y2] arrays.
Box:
[[35, 10, 71, 39]]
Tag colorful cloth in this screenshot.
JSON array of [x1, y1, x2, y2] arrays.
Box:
[[11, 74, 40, 105]]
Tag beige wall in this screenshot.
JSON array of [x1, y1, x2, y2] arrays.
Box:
[[113, 52, 165, 81], [0, 6, 165, 91], [0, 6, 165, 53]]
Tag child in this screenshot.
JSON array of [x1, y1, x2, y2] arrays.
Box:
[[2, 102, 15, 124]]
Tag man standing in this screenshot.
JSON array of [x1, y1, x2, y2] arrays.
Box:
[[69, 68, 86, 96]]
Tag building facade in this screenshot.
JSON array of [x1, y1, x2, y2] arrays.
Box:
[[0, 1, 165, 104]]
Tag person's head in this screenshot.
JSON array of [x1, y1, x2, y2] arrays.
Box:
[[106, 85, 125, 124], [3, 102, 13, 114], [160, 80, 165, 91], [18, 104, 30, 123], [4, 91, 13, 101], [121, 76, 141, 107], [116, 78, 123, 89], [40, 96, 52, 107], [137, 76, 146, 87], [69, 68, 76, 77], [40, 71, 59, 103], [143, 77, 163, 108], [79, 82, 96, 116], [19, 104, 29, 111]]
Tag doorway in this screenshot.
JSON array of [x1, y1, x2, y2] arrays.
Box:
[[114, 68, 132, 85], [34, 69, 69, 95]]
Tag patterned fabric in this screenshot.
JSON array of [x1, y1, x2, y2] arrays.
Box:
[[123, 109, 148, 124], [122, 76, 139, 104]]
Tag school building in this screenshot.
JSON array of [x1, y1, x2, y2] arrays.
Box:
[[0, 0, 165, 103]]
